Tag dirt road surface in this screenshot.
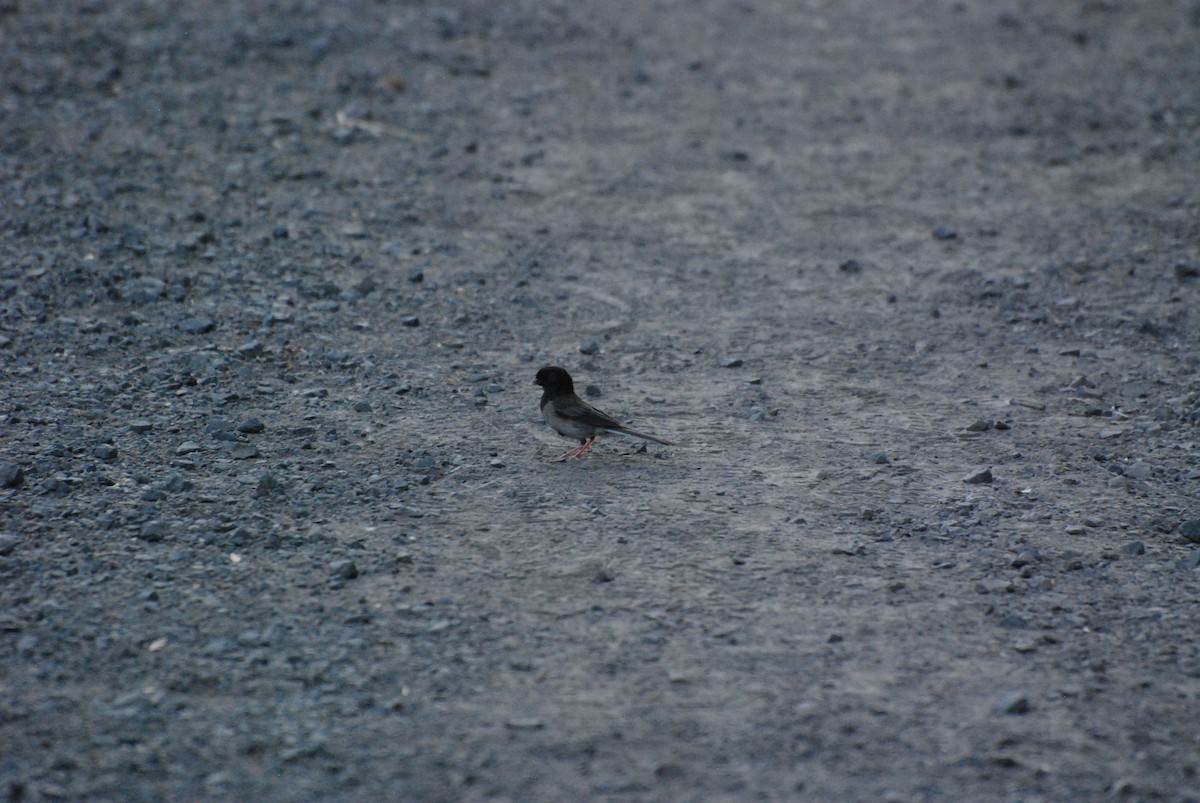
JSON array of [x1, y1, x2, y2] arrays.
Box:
[[2, 1, 1198, 800]]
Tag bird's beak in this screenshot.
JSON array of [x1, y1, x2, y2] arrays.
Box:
[[530, 379, 539, 387]]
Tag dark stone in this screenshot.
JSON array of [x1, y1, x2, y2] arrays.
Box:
[[1179, 520, 1200, 543], [0, 463, 24, 488]]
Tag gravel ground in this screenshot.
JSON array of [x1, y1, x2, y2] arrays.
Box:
[[2, 1, 1199, 800]]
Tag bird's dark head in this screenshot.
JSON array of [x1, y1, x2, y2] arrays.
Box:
[[533, 366, 574, 396]]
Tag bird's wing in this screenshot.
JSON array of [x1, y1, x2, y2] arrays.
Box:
[[553, 396, 626, 431]]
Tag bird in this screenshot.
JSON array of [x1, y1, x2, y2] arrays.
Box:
[[533, 366, 671, 461]]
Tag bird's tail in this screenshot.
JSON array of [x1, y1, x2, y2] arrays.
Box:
[[604, 427, 671, 446]]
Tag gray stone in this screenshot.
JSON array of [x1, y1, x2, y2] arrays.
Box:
[[93, 444, 118, 460], [0, 533, 19, 555], [237, 418, 265, 434], [720, 357, 744, 368], [962, 467, 993, 484], [992, 691, 1031, 715], [1121, 540, 1146, 556], [1179, 520, 1200, 543], [579, 339, 600, 355], [1123, 460, 1153, 480], [401, 315, 420, 327], [330, 559, 359, 580], [236, 340, 264, 358], [179, 315, 215, 334], [163, 474, 192, 493], [230, 444, 259, 460], [176, 441, 202, 455], [1010, 549, 1039, 568], [0, 463, 25, 488], [254, 472, 286, 497]]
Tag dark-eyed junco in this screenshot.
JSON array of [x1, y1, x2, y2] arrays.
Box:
[[533, 366, 671, 461]]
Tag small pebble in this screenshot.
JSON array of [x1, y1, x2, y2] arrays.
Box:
[[129, 420, 154, 433], [230, 444, 259, 460], [965, 419, 993, 432], [175, 441, 202, 455], [0, 463, 24, 489], [1010, 549, 1039, 568], [579, 339, 600, 355], [1064, 524, 1087, 535], [179, 315, 215, 334], [237, 418, 265, 434], [329, 559, 359, 580], [1178, 520, 1200, 543], [1123, 460, 1153, 480], [139, 520, 167, 542], [254, 472, 285, 497], [871, 453, 890, 465], [505, 718, 544, 730], [0, 533, 19, 555], [962, 467, 993, 484], [646, 395, 666, 404], [1139, 319, 1165, 338], [488, 458, 505, 469], [401, 316, 420, 327], [352, 401, 372, 413], [720, 357, 743, 368], [236, 340, 264, 358], [584, 384, 602, 398], [992, 691, 1031, 715], [1121, 540, 1146, 556], [163, 474, 192, 493], [93, 444, 118, 460], [932, 224, 958, 241]]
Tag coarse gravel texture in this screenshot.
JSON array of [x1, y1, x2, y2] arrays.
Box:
[[2, 1, 1200, 801]]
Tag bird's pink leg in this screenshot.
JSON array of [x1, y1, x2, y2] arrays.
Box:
[[551, 443, 583, 462], [570, 437, 596, 459]]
